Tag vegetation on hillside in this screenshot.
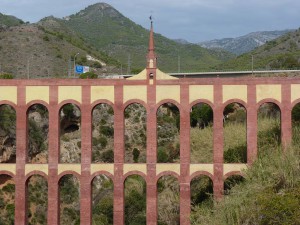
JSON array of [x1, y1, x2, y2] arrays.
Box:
[[0, 13, 24, 27]]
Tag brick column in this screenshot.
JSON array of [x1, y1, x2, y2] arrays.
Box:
[[15, 85, 27, 225], [80, 86, 92, 224], [179, 84, 191, 225], [247, 84, 257, 164], [281, 84, 292, 150], [147, 84, 157, 225], [213, 84, 224, 200], [47, 86, 59, 225], [114, 84, 124, 225]]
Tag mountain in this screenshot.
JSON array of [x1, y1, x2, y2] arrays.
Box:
[[199, 30, 294, 55], [215, 29, 300, 71], [0, 13, 25, 28], [42, 3, 234, 72]]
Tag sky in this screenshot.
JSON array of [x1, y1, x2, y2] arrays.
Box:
[[1, 0, 300, 43]]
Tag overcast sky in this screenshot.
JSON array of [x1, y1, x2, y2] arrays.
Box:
[[1, 0, 300, 42]]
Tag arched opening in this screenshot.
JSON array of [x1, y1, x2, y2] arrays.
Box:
[[124, 175, 146, 224], [27, 175, 48, 224], [190, 175, 213, 223], [157, 175, 179, 225], [0, 104, 16, 163], [59, 174, 80, 224], [292, 103, 300, 145], [92, 175, 113, 224], [0, 174, 15, 224], [224, 175, 245, 195], [157, 103, 180, 163], [124, 103, 147, 163], [223, 103, 247, 163], [190, 103, 213, 163], [257, 103, 281, 155], [92, 104, 114, 163], [59, 104, 81, 163], [27, 104, 49, 163]]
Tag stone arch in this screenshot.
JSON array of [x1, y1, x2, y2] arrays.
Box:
[[157, 102, 180, 163], [92, 103, 114, 163], [124, 102, 147, 163], [91, 174, 114, 225], [0, 104, 16, 163], [190, 175, 213, 210], [59, 103, 81, 163], [224, 174, 245, 195], [190, 102, 214, 163], [291, 102, 300, 144], [223, 102, 247, 163], [26, 174, 48, 224], [124, 174, 147, 225], [0, 174, 15, 224], [157, 175, 180, 225], [257, 101, 281, 154], [26, 103, 49, 163], [58, 174, 80, 225]]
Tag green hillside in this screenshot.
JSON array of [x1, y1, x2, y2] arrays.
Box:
[[52, 3, 233, 73], [216, 28, 300, 71], [0, 13, 24, 27]]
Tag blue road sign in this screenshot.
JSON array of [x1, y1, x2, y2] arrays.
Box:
[[75, 65, 84, 74]]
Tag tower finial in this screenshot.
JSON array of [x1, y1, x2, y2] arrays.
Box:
[[147, 15, 156, 69]]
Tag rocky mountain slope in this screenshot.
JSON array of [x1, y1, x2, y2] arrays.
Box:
[[199, 30, 293, 55], [215, 28, 300, 71], [0, 13, 24, 28]]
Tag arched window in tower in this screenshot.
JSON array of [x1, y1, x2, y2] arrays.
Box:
[[92, 104, 114, 163], [157, 175, 179, 224], [157, 103, 180, 163], [59, 104, 81, 163], [27, 104, 49, 163], [0, 174, 15, 224], [223, 103, 247, 163], [124, 175, 147, 224], [26, 175, 48, 224], [190, 103, 213, 163], [59, 174, 80, 224], [124, 103, 147, 163], [257, 102, 281, 155], [0, 104, 16, 163], [92, 175, 114, 224]]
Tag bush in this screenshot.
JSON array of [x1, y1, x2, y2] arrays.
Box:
[[79, 71, 97, 79], [0, 73, 13, 79], [100, 126, 114, 137], [132, 148, 140, 163], [100, 150, 114, 163]]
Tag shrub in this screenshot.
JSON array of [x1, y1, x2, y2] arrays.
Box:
[[0, 73, 13, 79], [79, 71, 97, 79], [100, 150, 114, 163], [100, 126, 114, 137], [132, 148, 140, 163]]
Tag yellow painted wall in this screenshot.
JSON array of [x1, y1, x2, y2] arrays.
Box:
[[91, 86, 114, 104], [58, 164, 81, 175], [223, 164, 247, 176], [124, 86, 147, 103], [291, 84, 300, 102], [189, 85, 214, 104], [223, 85, 247, 103], [26, 86, 49, 104], [156, 69, 178, 80], [190, 164, 213, 176], [58, 86, 82, 104], [91, 164, 114, 175], [156, 85, 180, 104], [123, 164, 147, 175], [256, 85, 281, 103], [0, 164, 16, 175], [156, 164, 180, 176], [0, 86, 17, 104], [25, 164, 48, 176]]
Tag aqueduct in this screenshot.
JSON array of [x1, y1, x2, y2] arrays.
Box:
[[0, 24, 299, 225]]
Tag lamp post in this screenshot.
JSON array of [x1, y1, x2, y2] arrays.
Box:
[[74, 53, 80, 77]]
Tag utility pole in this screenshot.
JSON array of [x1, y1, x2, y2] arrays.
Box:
[[178, 55, 181, 73], [251, 54, 254, 76], [74, 53, 79, 77], [127, 54, 131, 75]]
